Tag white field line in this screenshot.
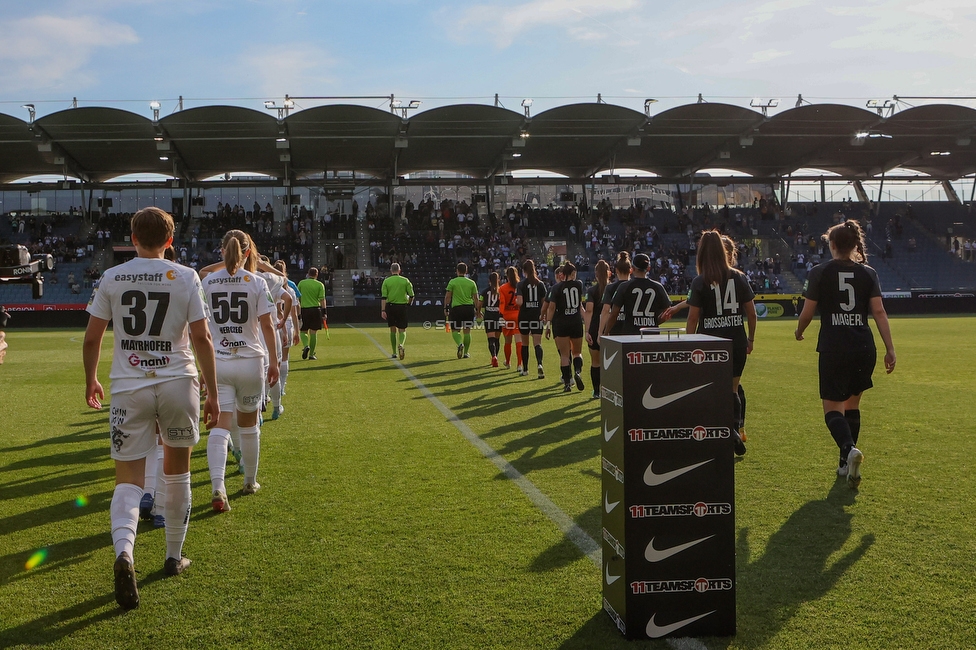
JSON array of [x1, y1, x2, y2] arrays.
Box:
[[351, 325, 708, 650]]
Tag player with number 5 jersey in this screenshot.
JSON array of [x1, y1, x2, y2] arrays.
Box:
[[686, 230, 756, 456], [795, 220, 895, 489]]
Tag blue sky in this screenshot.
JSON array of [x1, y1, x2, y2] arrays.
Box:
[[1, 0, 975, 119]]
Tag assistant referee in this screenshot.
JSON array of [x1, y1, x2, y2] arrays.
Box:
[[297, 267, 327, 361], [381, 263, 414, 360]]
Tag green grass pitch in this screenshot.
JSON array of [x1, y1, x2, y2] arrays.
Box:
[[2, 317, 976, 649]]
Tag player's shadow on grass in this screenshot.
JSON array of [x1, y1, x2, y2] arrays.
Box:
[[0, 532, 108, 587], [0, 421, 105, 454], [0, 489, 112, 537], [0, 445, 108, 474], [0, 466, 113, 502], [0, 571, 169, 646], [725, 479, 875, 649], [287, 359, 385, 372]]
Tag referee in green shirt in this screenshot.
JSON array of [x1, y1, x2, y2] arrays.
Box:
[[297, 267, 327, 360], [381, 263, 414, 360], [444, 262, 481, 359]]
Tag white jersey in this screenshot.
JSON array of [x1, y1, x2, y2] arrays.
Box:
[[87, 257, 208, 394], [202, 268, 275, 360]]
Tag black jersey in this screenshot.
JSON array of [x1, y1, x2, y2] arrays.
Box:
[[548, 280, 585, 324], [611, 276, 672, 334], [602, 279, 627, 334], [585, 283, 605, 338], [686, 270, 755, 347], [482, 288, 501, 316], [517, 279, 545, 320], [803, 259, 881, 353]]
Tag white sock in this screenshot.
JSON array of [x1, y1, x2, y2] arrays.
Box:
[[270, 381, 282, 409], [111, 483, 142, 560], [143, 442, 163, 499], [239, 425, 260, 484], [280, 360, 289, 395], [229, 419, 241, 455], [207, 428, 230, 493], [163, 472, 191, 560], [152, 467, 166, 517]]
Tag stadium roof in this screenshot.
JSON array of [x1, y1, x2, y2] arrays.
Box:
[[2, 102, 976, 184]]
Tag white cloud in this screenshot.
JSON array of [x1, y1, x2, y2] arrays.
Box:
[[451, 0, 640, 48], [234, 44, 337, 97], [748, 49, 791, 63], [0, 15, 139, 92]]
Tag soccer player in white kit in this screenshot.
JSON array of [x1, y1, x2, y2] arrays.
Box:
[[203, 232, 280, 512], [272, 259, 301, 417], [83, 207, 219, 610], [258, 256, 291, 421]]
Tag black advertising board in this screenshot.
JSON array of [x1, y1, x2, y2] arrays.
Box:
[[600, 333, 735, 640]]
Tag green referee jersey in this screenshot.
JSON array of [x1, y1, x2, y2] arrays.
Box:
[[296, 278, 326, 308], [446, 276, 478, 306], [382, 274, 414, 305]]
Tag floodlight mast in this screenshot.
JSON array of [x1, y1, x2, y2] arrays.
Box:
[[866, 98, 896, 117], [749, 98, 780, 117], [389, 96, 421, 118]]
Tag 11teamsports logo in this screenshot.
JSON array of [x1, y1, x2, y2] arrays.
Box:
[[626, 349, 729, 365]]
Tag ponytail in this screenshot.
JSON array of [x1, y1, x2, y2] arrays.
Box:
[[825, 220, 867, 263], [595, 259, 610, 297], [221, 229, 249, 274]]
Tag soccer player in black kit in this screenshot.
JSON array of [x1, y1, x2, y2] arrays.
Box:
[[685, 230, 756, 456], [604, 253, 671, 334], [598, 251, 632, 338], [583, 259, 610, 398], [517, 259, 547, 378], [546, 262, 586, 392], [795, 220, 896, 489], [481, 272, 502, 367]]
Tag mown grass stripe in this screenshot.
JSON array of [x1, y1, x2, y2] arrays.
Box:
[[351, 324, 602, 566]]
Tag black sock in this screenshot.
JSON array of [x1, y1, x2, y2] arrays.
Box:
[[737, 384, 746, 430], [572, 356, 583, 374], [732, 392, 742, 435], [845, 409, 861, 446], [561, 365, 571, 384], [825, 411, 854, 457], [534, 344, 544, 366], [590, 366, 600, 391], [521, 345, 529, 369]]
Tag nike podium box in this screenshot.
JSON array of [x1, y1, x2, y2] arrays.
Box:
[[600, 333, 735, 640]]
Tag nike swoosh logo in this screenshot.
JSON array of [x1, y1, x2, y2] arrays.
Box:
[[644, 535, 714, 563], [646, 611, 715, 638], [643, 459, 713, 486], [603, 422, 619, 442], [604, 493, 620, 513], [605, 564, 620, 585], [603, 350, 618, 370], [641, 382, 712, 410]]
